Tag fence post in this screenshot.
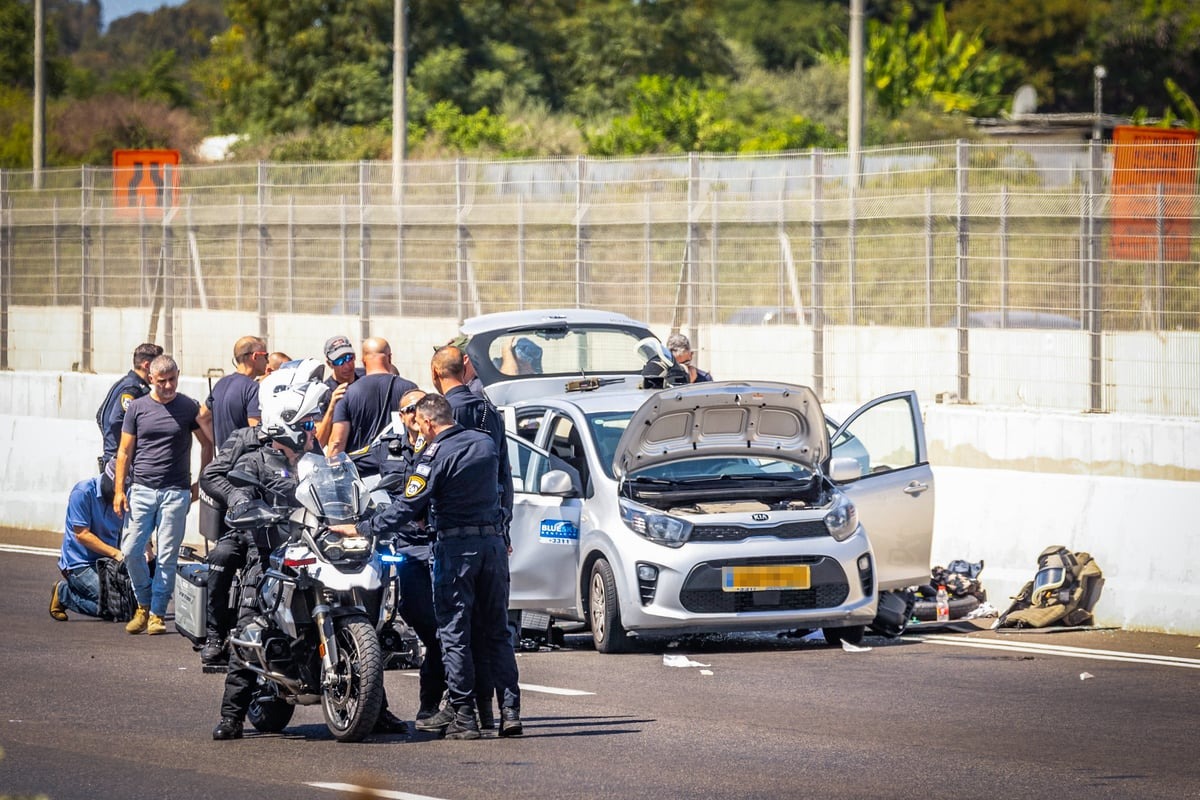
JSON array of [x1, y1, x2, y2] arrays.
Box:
[[1000, 184, 1009, 327], [848, 157, 858, 324], [339, 195, 348, 307], [517, 192, 526, 310], [811, 149, 825, 400], [687, 152, 699, 335], [80, 165, 93, 372], [359, 161, 371, 341], [455, 158, 468, 321], [162, 183, 175, 356], [1086, 140, 1103, 412], [256, 162, 269, 338], [923, 187, 933, 327], [709, 183, 719, 330], [235, 196, 244, 310], [955, 139, 970, 402], [643, 193, 652, 321], [286, 194, 295, 314], [1155, 182, 1165, 330], [0, 169, 9, 370], [52, 197, 60, 303], [575, 155, 588, 308]]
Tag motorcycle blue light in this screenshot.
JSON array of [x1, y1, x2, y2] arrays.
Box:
[[379, 553, 407, 564]]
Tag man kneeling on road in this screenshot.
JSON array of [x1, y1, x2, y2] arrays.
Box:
[[50, 459, 125, 621]]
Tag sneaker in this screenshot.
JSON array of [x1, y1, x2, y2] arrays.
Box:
[[212, 717, 243, 741], [49, 582, 68, 622], [415, 704, 440, 722], [499, 707, 523, 737], [125, 606, 150, 634], [200, 636, 227, 664], [146, 614, 167, 635], [443, 707, 481, 740], [373, 709, 409, 735], [415, 706, 454, 732]]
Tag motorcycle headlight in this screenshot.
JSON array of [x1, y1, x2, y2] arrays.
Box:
[[620, 499, 692, 548], [824, 492, 859, 542]]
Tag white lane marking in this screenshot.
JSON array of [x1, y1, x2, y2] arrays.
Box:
[[398, 672, 593, 696], [917, 635, 1200, 670], [307, 782, 449, 800], [0, 544, 59, 557], [517, 682, 594, 696]]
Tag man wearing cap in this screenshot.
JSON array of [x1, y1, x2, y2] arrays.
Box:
[[206, 336, 267, 450], [49, 460, 126, 622], [327, 337, 417, 458], [665, 333, 713, 383], [96, 343, 163, 471], [315, 335, 364, 449]]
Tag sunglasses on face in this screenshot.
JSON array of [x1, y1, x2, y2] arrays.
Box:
[[331, 353, 354, 367], [299, 419, 316, 431], [399, 403, 419, 414]]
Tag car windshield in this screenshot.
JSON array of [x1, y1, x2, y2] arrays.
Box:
[[473, 326, 652, 384], [587, 411, 633, 479]]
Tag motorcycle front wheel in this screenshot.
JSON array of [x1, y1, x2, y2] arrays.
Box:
[[321, 615, 385, 742]]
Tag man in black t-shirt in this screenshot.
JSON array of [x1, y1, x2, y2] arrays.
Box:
[[327, 337, 416, 457], [206, 336, 268, 449], [315, 335, 365, 449]]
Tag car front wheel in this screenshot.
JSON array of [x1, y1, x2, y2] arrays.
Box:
[[589, 558, 631, 654]]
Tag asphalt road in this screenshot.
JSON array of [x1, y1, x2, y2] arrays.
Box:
[[2, 528, 1198, 800]]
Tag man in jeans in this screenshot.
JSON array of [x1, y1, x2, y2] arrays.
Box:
[[113, 354, 214, 636], [50, 459, 125, 621]]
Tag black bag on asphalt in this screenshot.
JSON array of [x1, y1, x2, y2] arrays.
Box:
[[96, 557, 138, 622]]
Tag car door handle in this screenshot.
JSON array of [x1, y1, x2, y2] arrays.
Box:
[[902, 481, 928, 495]]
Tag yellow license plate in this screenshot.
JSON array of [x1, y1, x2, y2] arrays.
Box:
[[721, 564, 811, 592]]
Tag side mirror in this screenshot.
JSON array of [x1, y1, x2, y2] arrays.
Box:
[[828, 457, 863, 483], [539, 469, 577, 497], [375, 471, 405, 493]]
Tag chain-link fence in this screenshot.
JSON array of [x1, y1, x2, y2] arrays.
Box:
[[1, 140, 1197, 415]]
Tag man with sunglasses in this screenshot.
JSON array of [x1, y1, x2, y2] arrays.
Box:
[[314, 335, 364, 448], [206, 336, 268, 451]]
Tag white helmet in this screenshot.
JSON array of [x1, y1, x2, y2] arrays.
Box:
[[260, 380, 330, 451], [259, 357, 325, 396]]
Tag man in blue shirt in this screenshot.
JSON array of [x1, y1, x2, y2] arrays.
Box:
[[206, 336, 267, 449], [51, 460, 125, 621]]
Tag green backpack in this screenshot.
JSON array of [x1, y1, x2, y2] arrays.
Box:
[[997, 546, 1104, 629]]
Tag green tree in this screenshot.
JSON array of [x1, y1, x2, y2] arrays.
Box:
[[712, 0, 845, 71], [825, 3, 1019, 118]]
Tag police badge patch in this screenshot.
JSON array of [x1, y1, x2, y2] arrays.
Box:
[[119, 392, 136, 411], [404, 475, 426, 498]]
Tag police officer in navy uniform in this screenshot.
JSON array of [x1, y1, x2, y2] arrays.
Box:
[[431, 344, 515, 728], [335, 393, 522, 740], [96, 343, 163, 470], [357, 388, 448, 724]]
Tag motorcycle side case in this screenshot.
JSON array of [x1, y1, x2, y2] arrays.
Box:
[[174, 562, 208, 645]]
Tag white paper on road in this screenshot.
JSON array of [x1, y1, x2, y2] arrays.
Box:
[[663, 654, 710, 668], [842, 641, 872, 652], [1080, 672, 1094, 680]]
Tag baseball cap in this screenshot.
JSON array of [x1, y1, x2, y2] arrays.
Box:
[[433, 334, 470, 353], [324, 335, 355, 362]]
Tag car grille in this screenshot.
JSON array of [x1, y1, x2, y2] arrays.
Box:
[[690, 520, 827, 542], [679, 556, 849, 613]]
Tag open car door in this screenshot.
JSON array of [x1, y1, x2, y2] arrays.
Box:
[[506, 433, 582, 610], [828, 391, 934, 591]]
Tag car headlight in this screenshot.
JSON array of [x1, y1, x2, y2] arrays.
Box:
[[824, 492, 859, 542], [619, 499, 692, 548]]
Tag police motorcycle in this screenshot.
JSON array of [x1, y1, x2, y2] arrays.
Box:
[[225, 451, 405, 742]]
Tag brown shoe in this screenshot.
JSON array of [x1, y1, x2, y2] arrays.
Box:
[[146, 614, 167, 635], [126, 606, 150, 634], [49, 582, 68, 622]]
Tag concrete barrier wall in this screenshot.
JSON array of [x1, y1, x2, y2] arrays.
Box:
[[4, 322, 1198, 633]]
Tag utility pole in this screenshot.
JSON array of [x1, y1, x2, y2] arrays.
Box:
[[392, 0, 407, 204], [848, 0, 864, 187], [33, 0, 45, 189]]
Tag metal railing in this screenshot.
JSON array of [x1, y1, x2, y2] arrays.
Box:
[[1, 140, 1197, 415]]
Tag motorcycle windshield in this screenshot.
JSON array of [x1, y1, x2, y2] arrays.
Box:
[[297, 452, 364, 524]]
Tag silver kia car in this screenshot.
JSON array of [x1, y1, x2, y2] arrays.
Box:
[[459, 309, 934, 652]]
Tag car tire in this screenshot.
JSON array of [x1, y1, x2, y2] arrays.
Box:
[[589, 558, 631, 654], [911, 594, 980, 622], [822, 625, 866, 647]]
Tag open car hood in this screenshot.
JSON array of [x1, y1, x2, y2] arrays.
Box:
[[612, 381, 828, 479]]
